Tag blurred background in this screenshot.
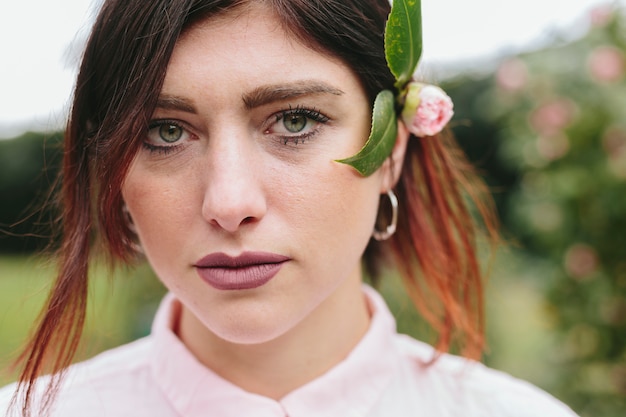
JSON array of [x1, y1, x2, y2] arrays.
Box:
[[1, 1, 626, 416]]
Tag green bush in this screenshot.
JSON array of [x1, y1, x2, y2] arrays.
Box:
[[445, 6, 626, 416]]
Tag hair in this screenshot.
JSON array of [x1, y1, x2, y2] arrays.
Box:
[[11, 0, 498, 415]]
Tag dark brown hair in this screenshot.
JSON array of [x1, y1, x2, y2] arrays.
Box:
[[11, 0, 497, 415]]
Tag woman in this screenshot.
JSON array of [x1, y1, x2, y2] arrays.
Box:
[[2, 0, 578, 416]]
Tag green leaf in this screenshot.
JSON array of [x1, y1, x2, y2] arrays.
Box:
[[336, 90, 397, 176], [385, 0, 423, 89]]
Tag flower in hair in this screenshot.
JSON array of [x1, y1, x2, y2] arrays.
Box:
[[336, 0, 426, 176], [400, 82, 454, 137]]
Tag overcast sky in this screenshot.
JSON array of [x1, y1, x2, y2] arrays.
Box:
[[0, 0, 622, 137]]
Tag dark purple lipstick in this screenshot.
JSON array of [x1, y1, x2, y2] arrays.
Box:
[[194, 252, 290, 290]]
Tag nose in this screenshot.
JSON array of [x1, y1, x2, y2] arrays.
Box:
[[201, 132, 267, 233]]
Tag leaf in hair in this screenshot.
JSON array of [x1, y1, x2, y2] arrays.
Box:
[[385, 0, 423, 90], [336, 89, 397, 177]]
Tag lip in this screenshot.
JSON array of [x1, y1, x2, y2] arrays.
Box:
[[194, 252, 290, 291]]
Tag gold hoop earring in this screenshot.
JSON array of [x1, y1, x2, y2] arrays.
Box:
[[372, 189, 398, 241]]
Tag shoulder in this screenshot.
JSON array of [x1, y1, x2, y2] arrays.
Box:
[[0, 336, 172, 417], [58, 335, 154, 391], [387, 334, 579, 417]]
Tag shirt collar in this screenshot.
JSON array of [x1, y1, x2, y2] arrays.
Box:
[[150, 286, 398, 417]]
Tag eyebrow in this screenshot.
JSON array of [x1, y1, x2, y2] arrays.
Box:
[[155, 81, 345, 114], [155, 95, 197, 114], [242, 81, 344, 109]]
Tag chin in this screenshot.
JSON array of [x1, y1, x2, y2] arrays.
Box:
[[208, 316, 300, 346]]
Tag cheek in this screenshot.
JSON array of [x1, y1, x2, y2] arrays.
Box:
[[121, 165, 198, 255], [275, 159, 381, 255]]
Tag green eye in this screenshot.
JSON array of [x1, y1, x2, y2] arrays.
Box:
[[284, 114, 307, 133], [159, 124, 184, 143]]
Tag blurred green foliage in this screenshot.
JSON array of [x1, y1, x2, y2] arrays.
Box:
[[446, 5, 626, 416], [0, 132, 62, 253]]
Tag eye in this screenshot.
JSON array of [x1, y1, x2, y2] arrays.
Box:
[[158, 123, 184, 143], [147, 121, 189, 144], [283, 113, 307, 133], [268, 106, 330, 143], [144, 120, 194, 152]]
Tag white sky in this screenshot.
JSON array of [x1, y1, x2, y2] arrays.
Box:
[[0, 0, 621, 137]]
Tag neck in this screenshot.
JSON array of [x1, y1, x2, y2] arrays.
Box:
[[177, 270, 370, 400]]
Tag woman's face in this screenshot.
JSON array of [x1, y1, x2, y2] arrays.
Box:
[[122, 5, 400, 345]]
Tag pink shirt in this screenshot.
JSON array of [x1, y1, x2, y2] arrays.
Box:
[[1, 287, 578, 416]]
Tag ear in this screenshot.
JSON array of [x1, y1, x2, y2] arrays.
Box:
[[380, 120, 410, 192]]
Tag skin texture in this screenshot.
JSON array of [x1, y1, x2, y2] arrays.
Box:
[[122, 3, 408, 399]]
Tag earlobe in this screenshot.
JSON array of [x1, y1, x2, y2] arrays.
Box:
[[381, 120, 410, 192]]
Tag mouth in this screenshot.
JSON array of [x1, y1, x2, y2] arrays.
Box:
[[194, 252, 290, 291]]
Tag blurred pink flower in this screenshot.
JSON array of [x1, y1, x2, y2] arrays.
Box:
[[529, 98, 578, 136], [588, 46, 625, 83], [496, 58, 528, 91], [401, 82, 454, 137], [590, 4, 613, 27], [564, 244, 599, 280]]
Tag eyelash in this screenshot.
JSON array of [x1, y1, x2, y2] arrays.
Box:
[[142, 105, 330, 154], [142, 142, 180, 155], [271, 105, 330, 145]]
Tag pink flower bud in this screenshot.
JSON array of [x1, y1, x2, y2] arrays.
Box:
[[564, 244, 599, 280], [529, 98, 578, 137], [590, 5, 613, 27], [588, 46, 625, 83], [496, 58, 528, 91], [401, 82, 454, 137]]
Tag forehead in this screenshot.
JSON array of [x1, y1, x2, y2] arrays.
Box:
[[164, 5, 361, 99], [177, 4, 314, 62]]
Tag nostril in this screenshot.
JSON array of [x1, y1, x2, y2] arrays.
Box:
[[201, 170, 267, 232]]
